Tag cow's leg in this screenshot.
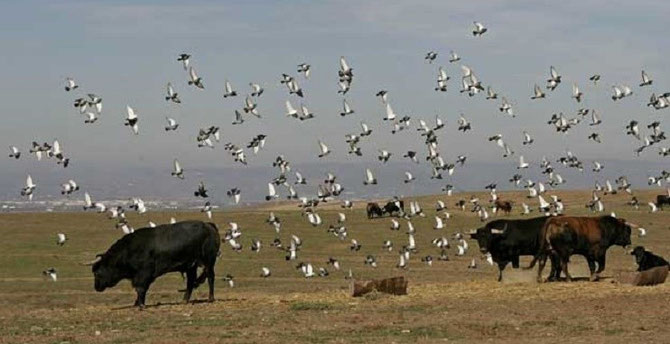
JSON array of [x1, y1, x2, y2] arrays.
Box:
[[547, 254, 560, 282], [183, 266, 197, 303], [593, 255, 606, 281], [560, 255, 572, 282], [131, 270, 155, 309], [536, 255, 547, 283], [206, 265, 215, 302], [586, 256, 597, 280], [497, 262, 507, 282], [511, 256, 520, 269]]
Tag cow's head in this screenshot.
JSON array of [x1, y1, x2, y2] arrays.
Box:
[[84, 254, 124, 292], [601, 216, 632, 248], [469, 223, 507, 253], [630, 246, 646, 264]]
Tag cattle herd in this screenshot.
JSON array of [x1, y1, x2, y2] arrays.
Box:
[[83, 196, 668, 308]]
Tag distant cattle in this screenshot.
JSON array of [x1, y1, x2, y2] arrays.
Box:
[[470, 216, 558, 281], [630, 246, 669, 272], [85, 221, 221, 308], [455, 200, 466, 210], [528, 216, 632, 282], [494, 200, 513, 215], [382, 200, 404, 217], [657, 195, 670, 209], [366, 203, 383, 219]]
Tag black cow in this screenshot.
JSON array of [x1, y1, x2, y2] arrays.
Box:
[[657, 195, 670, 209], [631, 246, 669, 272], [470, 216, 559, 282], [382, 200, 405, 216], [85, 221, 221, 308]]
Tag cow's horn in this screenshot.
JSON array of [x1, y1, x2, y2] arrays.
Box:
[[625, 221, 639, 228], [468, 229, 477, 234], [81, 255, 102, 266], [491, 228, 504, 234]]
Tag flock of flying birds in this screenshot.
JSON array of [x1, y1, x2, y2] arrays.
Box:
[[6, 21, 668, 283]]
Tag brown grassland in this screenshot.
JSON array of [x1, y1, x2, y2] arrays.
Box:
[[0, 189, 669, 343]]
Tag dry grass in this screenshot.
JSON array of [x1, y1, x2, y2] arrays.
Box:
[[0, 189, 669, 343]]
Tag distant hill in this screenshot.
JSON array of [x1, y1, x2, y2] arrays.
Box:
[[1, 159, 666, 211]]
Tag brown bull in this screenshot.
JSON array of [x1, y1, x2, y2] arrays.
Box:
[[527, 215, 632, 282], [494, 200, 513, 215]]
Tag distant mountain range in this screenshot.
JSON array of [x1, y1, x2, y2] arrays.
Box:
[[1, 159, 667, 211]]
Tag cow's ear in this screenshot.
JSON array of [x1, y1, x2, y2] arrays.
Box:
[[469, 233, 478, 239]]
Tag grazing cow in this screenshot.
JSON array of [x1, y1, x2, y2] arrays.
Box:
[[528, 216, 632, 282], [366, 202, 383, 219], [470, 216, 559, 281], [657, 195, 670, 209], [630, 246, 669, 272], [494, 200, 513, 215], [382, 200, 404, 217], [84, 221, 221, 308]]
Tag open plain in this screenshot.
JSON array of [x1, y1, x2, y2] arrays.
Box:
[[1, 190, 668, 344]]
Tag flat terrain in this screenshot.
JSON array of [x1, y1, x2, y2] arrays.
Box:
[[1, 190, 669, 343]]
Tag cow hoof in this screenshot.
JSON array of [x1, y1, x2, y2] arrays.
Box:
[[590, 275, 599, 282]]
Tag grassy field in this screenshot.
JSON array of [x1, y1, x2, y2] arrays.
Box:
[[0, 189, 669, 343]]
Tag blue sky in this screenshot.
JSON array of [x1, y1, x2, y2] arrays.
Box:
[[1, 0, 668, 200]]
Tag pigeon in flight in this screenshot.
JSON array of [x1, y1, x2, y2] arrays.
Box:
[[297, 63, 311, 78], [472, 21, 487, 36], [590, 74, 601, 85], [165, 117, 179, 131], [317, 140, 330, 158], [61, 179, 79, 195], [21, 174, 36, 200], [547, 66, 561, 90], [64, 77, 78, 91], [43, 268, 58, 282], [363, 168, 377, 185], [639, 70, 652, 87], [188, 67, 204, 89], [425, 51, 437, 63], [124, 106, 139, 135], [172, 159, 184, 179], [223, 80, 237, 98], [572, 83, 583, 102], [250, 83, 264, 97], [165, 82, 181, 103], [449, 50, 460, 63], [177, 53, 190, 70], [9, 146, 20, 159], [340, 99, 354, 117], [531, 84, 545, 99]]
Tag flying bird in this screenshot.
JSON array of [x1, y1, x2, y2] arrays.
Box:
[[472, 21, 487, 36], [172, 159, 184, 179], [188, 67, 204, 89], [124, 106, 139, 135]]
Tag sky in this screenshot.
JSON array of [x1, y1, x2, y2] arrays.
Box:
[[0, 0, 668, 202]]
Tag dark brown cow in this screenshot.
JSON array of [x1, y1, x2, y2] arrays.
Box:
[[528, 216, 632, 282], [366, 202, 383, 219], [494, 200, 513, 215]]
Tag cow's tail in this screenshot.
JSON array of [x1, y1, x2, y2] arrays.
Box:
[[524, 220, 551, 270]]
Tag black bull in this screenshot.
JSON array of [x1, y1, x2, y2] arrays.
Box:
[[85, 221, 221, 308], [470, 216, 560, 282]]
